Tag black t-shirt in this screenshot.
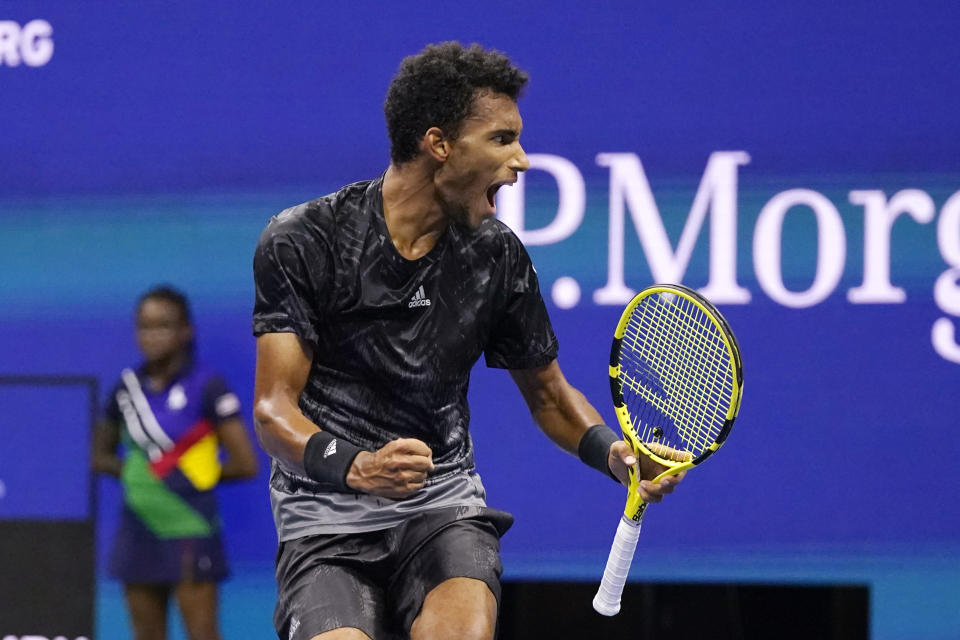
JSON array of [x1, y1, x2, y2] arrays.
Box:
[[252, 176, 558, 533]]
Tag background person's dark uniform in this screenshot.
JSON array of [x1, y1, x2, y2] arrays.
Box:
[[253, 176, 558, 638], [104, 362, 242, 584]]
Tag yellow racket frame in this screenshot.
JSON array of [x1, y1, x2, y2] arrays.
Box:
[[609, 284, 743, 521]]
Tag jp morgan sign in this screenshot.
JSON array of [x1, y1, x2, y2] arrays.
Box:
[[497, 152, 960, 363]]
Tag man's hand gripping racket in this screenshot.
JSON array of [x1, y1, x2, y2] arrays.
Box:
[[592, 284, 743, 616]]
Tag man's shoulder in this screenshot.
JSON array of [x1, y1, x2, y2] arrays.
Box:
[[261, 179, 378, 243], [485, 217, 523, 244], [454, 217, 525, 260]]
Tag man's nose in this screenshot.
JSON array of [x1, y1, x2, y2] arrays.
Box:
[[511, 144, 530, 173]]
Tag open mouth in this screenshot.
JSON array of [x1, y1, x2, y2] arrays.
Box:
[[486, 181, 514, 209]]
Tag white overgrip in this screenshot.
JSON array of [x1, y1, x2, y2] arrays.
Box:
[[592, 515, 642, 616]]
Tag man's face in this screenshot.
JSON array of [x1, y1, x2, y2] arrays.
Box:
[[435, 91, 530, 230]]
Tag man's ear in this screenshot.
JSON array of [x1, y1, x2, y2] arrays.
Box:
[[422, 127, 450, 162]]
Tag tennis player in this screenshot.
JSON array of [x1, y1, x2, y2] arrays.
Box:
[[252, 42, 683, 640]]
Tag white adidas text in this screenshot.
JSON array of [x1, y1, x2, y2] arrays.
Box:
[[408, 286, 431, 308]]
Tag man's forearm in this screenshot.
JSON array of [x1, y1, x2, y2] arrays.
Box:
[[526, 376, 604, 453], [252, 396, 316, 474]]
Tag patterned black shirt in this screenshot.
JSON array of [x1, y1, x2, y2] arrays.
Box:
[[253, 176, 558, 536]]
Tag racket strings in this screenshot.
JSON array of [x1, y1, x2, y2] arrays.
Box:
[[655, 299, 730, 439], [636, 298, 730, 450], [635, 298, 730, 450], [621, 333, 723, 454], [618, 292, 734, 457]]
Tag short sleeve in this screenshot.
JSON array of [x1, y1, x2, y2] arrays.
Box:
[[484, 229, 559, 369], [202, 375, 242, 425], [252, 208, 331, 345]]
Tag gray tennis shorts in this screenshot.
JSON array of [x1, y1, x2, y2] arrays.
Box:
[[273, 505, 514, 640]]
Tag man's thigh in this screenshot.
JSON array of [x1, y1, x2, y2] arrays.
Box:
[[390, 512, 508, 638], [275, 508, 511, 640], [274, 534, 391, 640]]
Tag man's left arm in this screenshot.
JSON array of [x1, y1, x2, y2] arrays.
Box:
[[509, 359, 683, 503]]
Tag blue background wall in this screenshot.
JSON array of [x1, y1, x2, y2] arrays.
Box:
[[1, 2, 959, 638]]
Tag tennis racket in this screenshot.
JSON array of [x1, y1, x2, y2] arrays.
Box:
[[592, 283, 743, 616]]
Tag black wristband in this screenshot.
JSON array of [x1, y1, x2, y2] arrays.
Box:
[[303, 431, 363, 491], [578, 424, 621, 482]]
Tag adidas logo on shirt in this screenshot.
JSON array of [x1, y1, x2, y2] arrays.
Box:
[[408, 285, 432, 308]]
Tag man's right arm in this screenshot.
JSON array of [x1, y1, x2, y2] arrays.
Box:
[[252, 332, 318, 470], [252, 332, 434, 498]]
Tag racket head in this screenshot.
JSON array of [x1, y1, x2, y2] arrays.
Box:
[[609, 284, 743, 516]]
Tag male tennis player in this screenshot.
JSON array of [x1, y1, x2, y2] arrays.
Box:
[[252, 42, 684, 640]]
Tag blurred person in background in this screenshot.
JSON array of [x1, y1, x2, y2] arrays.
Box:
[[93, 285, 258, 640]]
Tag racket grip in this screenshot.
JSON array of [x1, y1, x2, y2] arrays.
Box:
[[592, 515, 642, 616]]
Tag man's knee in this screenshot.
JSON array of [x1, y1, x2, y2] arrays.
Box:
[[412, 610, 494, 640], [410, 577, 497, 640]]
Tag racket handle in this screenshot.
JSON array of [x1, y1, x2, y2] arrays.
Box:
[[592, 515, 642, 616]]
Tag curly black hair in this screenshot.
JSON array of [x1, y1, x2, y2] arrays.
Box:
[[384, 42, 529, 165]]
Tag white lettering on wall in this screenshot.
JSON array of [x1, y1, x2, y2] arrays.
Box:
[[753, 189, 846, 308], [847, 189, 936, 303], [494, 150, 960, 364], [593, 151, 752, 305], [0, 20, 54, 67], [932, 190, 960, 363]]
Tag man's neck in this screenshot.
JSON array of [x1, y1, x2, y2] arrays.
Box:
[[381, 162, 447, 260]]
